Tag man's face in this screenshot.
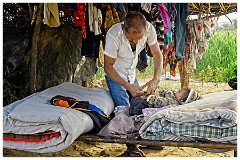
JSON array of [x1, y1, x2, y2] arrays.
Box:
[[125, 27, 145, 46]]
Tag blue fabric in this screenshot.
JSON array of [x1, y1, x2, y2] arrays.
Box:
[[174, 3, 188, 60], [88, 104, 105, 115], [67, 3, 77, 10], [164, 21, 172, 45], [105, 75, 138, 107], [114, 3, 122, 10]]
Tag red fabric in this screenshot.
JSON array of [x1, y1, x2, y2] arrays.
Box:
[[74, 3, 86, 38], [170, 70, 176, 77], [65, 4, 73, 16], [163, 43, 177, 77], [163, 43, 173, 69], [3, 131, 61, 143]]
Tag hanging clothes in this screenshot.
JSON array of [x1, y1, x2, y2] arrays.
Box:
[[44, 3, 60, 27], [162, 43, 177, 77], [186, 21, 198, 71], [97, 40, 104, 67], [81, 4, 100, 58], [65, 4, 74, 16], [174, 3, 188, 60], [163, 3, 176, 46], [67, 3, 77, 10], [88, 4, 102, 35], [88, 3, 94, 32], [150, 4, 164, 51], [114, 3, 127, 22], [157, 3, 170, 33], [141, 3, 152, 13], [74, 3, 86, 38], [103, 4, 120, 32]]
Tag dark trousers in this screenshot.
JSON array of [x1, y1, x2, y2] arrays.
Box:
[[174, 3, 188, 60]]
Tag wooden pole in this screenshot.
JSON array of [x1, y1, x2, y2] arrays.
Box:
[[30, 3, 43, 94], [178, 58, 189, 89], [28, 3, 33, 20]]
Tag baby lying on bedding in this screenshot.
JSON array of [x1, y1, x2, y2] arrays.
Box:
[[128, 87, 202, 116], [145, 87, 202, 108]]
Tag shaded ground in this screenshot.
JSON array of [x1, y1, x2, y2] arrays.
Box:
[[3, 78, 235, 157]]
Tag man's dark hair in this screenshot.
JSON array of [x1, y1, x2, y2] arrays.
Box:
[[124, 11, 147, 34]]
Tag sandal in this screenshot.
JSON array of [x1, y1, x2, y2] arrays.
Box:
[[118, 150, 146, 157]]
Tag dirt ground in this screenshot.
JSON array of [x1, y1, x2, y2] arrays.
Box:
[[3, 78, 236, 157]]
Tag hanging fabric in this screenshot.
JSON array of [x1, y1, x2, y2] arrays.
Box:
[[163, 3, 176, 46], [89, 4, 102, 35], [81, 4, 100, 58], [157, 3, 170, 33], [114, 3, 127, 22], [67, 3, 77, 10], [65, 4, 74, 16], [174, 3, 188, 60], [103, 4, 120, 32], [141, 3, 152, 13], [150, 3, 164, 51], [44, 3, 60, 27], [74, 3, 86, 38]]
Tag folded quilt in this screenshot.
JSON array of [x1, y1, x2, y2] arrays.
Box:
[[142, 120, 237, 143], [139, 90, 237, 143], [3, 82, 114, 153]]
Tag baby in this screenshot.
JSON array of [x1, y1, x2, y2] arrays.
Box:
[[145, 87, 202, 108]]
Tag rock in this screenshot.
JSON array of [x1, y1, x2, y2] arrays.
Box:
[[3, 24, 97, 106]]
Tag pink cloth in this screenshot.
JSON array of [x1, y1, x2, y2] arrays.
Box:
[[158, 3, 170, 33], [142, 106, 171, 117]]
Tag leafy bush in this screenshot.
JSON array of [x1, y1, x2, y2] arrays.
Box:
[[191, 30, 237, 83]]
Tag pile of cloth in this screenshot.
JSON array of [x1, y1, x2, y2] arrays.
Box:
[[139, 90, 237, 144]]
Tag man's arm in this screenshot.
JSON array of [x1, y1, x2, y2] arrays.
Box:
[[104, 54, 144, 97], [141, 42, 163, 95], [151, 42, 163, 82]]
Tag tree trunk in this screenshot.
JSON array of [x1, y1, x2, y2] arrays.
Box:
[[178, 58, 189, 89], [30, 3, 43, 94]]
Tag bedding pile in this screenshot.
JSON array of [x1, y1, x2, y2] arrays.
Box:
[[3, 82, 114, 153], [139, 90, 237, 144]]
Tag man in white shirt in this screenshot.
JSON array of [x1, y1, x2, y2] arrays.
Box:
[[104, 11, 163, 156]]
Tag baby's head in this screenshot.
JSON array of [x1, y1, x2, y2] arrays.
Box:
[[175, 87, 201, 103], [175, 87, 190, 102]]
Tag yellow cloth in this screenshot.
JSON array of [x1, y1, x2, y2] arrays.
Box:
[[98, 40, 104, 67], [103, 5, 120, 32], [44, 3, 60, 27]]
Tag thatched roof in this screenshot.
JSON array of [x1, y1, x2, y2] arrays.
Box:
[[188, 3, 237, 17]]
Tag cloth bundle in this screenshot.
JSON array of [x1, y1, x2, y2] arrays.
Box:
[[50, 95, 110, 131], [129, 96, 150, 116]]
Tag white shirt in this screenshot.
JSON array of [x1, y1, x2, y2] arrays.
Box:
[[104, 21, 157, 84]]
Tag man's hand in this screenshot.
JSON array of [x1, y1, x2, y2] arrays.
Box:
[[140, 78, 160, 96], [128, 84, 145, 97]]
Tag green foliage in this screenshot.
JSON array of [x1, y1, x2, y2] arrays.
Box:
[[192, 30, 237, 83], [95, 67, 104, 79]]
